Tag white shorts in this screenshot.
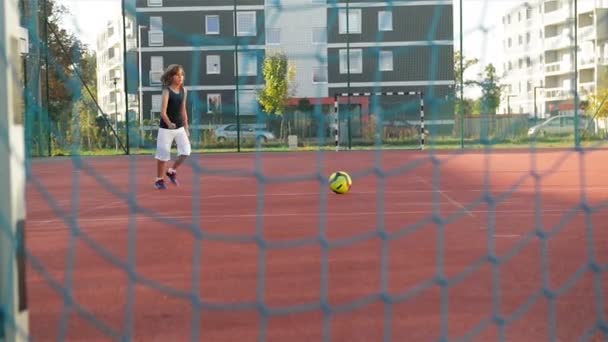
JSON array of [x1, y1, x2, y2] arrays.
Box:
[[155, 127, 191, 162]]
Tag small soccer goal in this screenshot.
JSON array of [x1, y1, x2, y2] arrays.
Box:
[[332, 91, 426, 151]]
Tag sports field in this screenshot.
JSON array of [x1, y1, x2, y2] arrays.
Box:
[[25, 148, 608, 341]]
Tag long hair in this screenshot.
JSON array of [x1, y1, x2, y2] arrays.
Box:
[[160, 64, 184, 91]]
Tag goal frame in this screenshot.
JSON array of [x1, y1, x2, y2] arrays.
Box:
[[332, 91, 425, 151], [0, 0, 30, 340]]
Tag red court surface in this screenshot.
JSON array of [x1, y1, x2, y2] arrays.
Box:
[[24, 148, 608, 341]]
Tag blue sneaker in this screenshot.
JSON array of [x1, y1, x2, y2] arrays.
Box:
[[166, 170, 179, 186], [154, 179, 167, 190]]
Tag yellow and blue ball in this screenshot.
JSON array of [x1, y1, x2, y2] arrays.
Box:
[[328, 171, 352, 194]]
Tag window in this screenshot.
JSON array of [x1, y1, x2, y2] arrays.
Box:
[[237, 12, 256, 36], [339, 9, 361, 34], [237, 51, 257, 76], [313, 65, 327, 83], [379, 51, 393, 71], [151, 94, 161, 120], [151, 56, 163, 71], [206, 55, 220, 74], [150, 16, 162, 31], [378, 11, 392, 31], [207, 94, 221, 114], [150, 56, 163, 85], [238, 90, 259, 115], [149, 16, 163, 46], [206, 15, 219, 35], [312, 27, 327, 44], [266, 28, 280, 45], [339, 49, 362, 74]]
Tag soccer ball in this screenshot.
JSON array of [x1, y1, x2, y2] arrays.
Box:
[[328, 171, 352, 194]]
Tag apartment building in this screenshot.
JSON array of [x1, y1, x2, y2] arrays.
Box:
[[500, 0, 608, 118], [133, 0, 454, 133], [96, 17, 138, 123]]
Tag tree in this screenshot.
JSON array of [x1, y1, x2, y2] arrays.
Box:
[[75, 50, 102, 149], [587, 87, 608, 119], [39, 0, 100, 150], [467, 64, 503, 115], [453, 51, 479, 115], [258, 52, 295, 115], [258, 52, 296, 139]]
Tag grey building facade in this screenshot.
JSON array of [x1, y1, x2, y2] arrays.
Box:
[[134, 0, 267, 130], [132, 0, 454, 135]]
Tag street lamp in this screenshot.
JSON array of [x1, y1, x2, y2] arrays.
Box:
[[506, 94, 516, 114], [533, 86, 545, 123], [138, 24, 147, 147], [113, 77, 119, 151]]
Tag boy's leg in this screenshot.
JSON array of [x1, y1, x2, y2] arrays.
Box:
[[154, 128, 175, 189], [166, 127, 191, 185]]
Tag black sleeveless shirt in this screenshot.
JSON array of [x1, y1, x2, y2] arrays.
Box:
[[160, 86, 185, 129]]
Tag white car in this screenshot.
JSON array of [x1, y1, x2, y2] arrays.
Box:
[[527, 114, 592, 137], [214, 124, 276, 143]]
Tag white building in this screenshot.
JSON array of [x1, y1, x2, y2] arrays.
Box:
[[499, 0, 608, 119], [265, 0, 329, 99], [96, 17, 138, 124]]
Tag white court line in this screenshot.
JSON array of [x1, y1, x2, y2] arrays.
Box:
[[197, 186, 608, 198], [415, 176, 474, 217], [28, 186, 608, 203], [494, 234, 521, 239], [27, 207, 589, 226], [477, 227, 521, 239]]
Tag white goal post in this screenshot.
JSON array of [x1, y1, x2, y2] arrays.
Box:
[[333, 91, 426, 151], [0, 0, 30, 341]]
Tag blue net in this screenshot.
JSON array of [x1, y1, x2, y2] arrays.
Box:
[[2, 0, 608, 341]]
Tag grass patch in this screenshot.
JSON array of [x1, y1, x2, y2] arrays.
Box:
[[35, 134, 608, 158]]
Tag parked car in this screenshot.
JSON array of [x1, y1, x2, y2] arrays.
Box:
[[527, 114, 593, 137], [214, 124, 276, 143]]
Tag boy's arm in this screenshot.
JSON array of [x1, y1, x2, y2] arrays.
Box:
[[160, 88, 175, 128]]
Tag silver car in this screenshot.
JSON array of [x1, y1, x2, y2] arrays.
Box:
[[214, 124, 276, 143], [527, 114, 592, 137]]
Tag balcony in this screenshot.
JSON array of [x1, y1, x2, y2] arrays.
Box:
[[543, 7, 571, 26], [543, 34, 574, 51], [579, 82, 595, 96], [578, 56, 596, 69], [545, 61, 573, 75], [544, 87, 570, 100], [577, 25, 595, 41]]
